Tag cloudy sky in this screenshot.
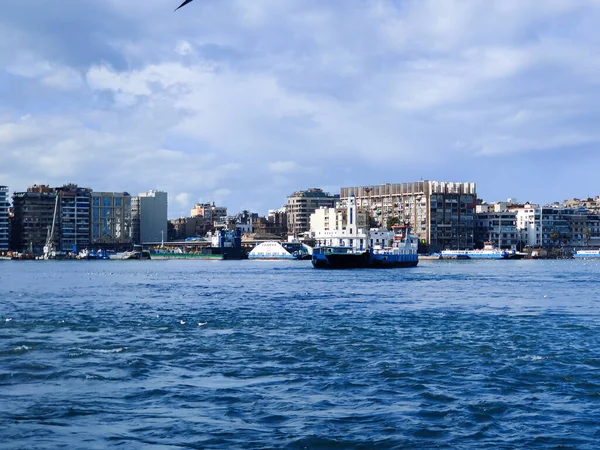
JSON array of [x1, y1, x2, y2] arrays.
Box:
[[1, 0, 600, 217]]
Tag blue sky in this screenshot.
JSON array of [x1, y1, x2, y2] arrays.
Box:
[[1, 0, 600, 217]]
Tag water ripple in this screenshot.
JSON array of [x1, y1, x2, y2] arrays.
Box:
[[1, 259, 600, 448]]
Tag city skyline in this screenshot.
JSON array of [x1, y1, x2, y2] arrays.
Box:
[[2, 1, 600, 217]]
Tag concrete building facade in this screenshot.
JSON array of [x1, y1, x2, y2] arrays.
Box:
[[56, 184, 92, 252], [253, 208, 288, 237], [132, 190, 168, 245], [190, 202, 227, 222], [474, 203, 520, 249], [287, 188, 339, 235], [0, 186, 9, 251], [168, 216, 207, 241], [340, 181, 477, 252], [11, 185, 57, 254], [91, 192, 133, 249], [310, 195, 390, 249]]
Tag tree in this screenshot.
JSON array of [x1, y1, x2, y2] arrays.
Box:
[[549, 231, 559, 247], [386, 216, 402, 230], [585, 228, 592, 247]]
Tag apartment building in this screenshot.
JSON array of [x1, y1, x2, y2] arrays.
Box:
[[11, 185, 57, 254], [132, 190, 168, 245], [168, 216, 207, 241], [91, 191, 133, 249], [474, 203, 520, 249], [310, 199, 368, 236], [0, 186, 9, 251], [287, 188, 339, 235], [55, 184, 92, 252], [340, 181, 477, 252], [190, 202, 227, 222]]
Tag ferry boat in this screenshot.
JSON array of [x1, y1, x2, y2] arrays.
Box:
[[573, 249, 600, 259], [312, 226, 418, 269], [311, 195, 418, 269], [440, 242, 522, 260], [149, 229, 246, 260], [248, 240, 311, 260]]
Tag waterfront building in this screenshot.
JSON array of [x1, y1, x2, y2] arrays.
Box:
[[253, 208, 288, 237], [340, 181, 477, 252], [0, 186, 9, 251], [310, 195, 392, 248], [213, 211, 257, 234], [132, 190, 168, 245], [563, 197, 600, 214], [168, 216, 207, 241], [474, 203, 520, 249], [287, 188, 339, 235], [310, 200, 368, 236], [91, 192, 133, 249], [190, 202, 227, 222], [55, 184, 92, 252], [11, 185, 57, 254], [514, 203, 600, 249]]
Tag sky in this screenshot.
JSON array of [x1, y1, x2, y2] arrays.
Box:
[[1, 0, 600, 217]]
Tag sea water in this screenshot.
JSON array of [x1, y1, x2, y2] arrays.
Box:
[[1, 259, 600, 448]]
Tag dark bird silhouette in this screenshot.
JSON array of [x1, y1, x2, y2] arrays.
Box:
[[175, 0, 194, 11]]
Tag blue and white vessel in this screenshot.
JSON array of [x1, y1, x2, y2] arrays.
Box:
[[440, 242, 521, 260], [310, 195, 418, 269], [312, 226, 418, 269], [573, 249, 600, 259]]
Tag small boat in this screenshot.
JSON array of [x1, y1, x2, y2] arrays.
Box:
[[110, 250, 151, 260], [573, 249, 600, 259], [441, 242, 515, 260]]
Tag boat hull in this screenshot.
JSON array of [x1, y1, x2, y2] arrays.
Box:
[[440, 251, 508, 260], [149, 253, 224, 260], [312, 249, 418, 269], [151, 247, 246, 260], [573, 252, 600, 259]]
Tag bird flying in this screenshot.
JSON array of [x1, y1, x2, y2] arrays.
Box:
[[175, 0, 194, 11]]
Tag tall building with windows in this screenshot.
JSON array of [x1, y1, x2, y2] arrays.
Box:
[[287, 188, 339, 235], [0, 186, 10, 251], [91, 192, 133, 250], [132, 190, 168, 245], [340, 181, 477, 252], [474, 203, 520, 249], [11, 185, 57, 254], [55, 184, 92, 252]]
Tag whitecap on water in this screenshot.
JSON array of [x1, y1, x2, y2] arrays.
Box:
[[13, 345, 31, 352], [77, 347, 126, 354]]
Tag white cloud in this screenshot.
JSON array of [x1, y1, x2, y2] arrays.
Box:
[[268, 161, 300, 174], [3, 0, 600, 212], [175, 40, 195, 56]]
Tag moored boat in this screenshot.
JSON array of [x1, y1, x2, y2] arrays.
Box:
[[312, 226, 418, 269], [248, 240, 310, 260], [440, 242, 522, 260], [311, 195, 418, 269], [149, 229, 246, 260], [573, 249, 600, 259]]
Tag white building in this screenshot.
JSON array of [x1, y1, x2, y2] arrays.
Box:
[[515, 204, 542, 247], [133, 190, 168, 245], [0, 186, 9, 251], [310, 196, 394, 250]]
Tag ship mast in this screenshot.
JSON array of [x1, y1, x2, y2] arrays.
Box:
[[44, 192, 60, 259]]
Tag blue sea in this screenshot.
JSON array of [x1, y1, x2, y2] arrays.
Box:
[[1, 259, 600, 449]]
